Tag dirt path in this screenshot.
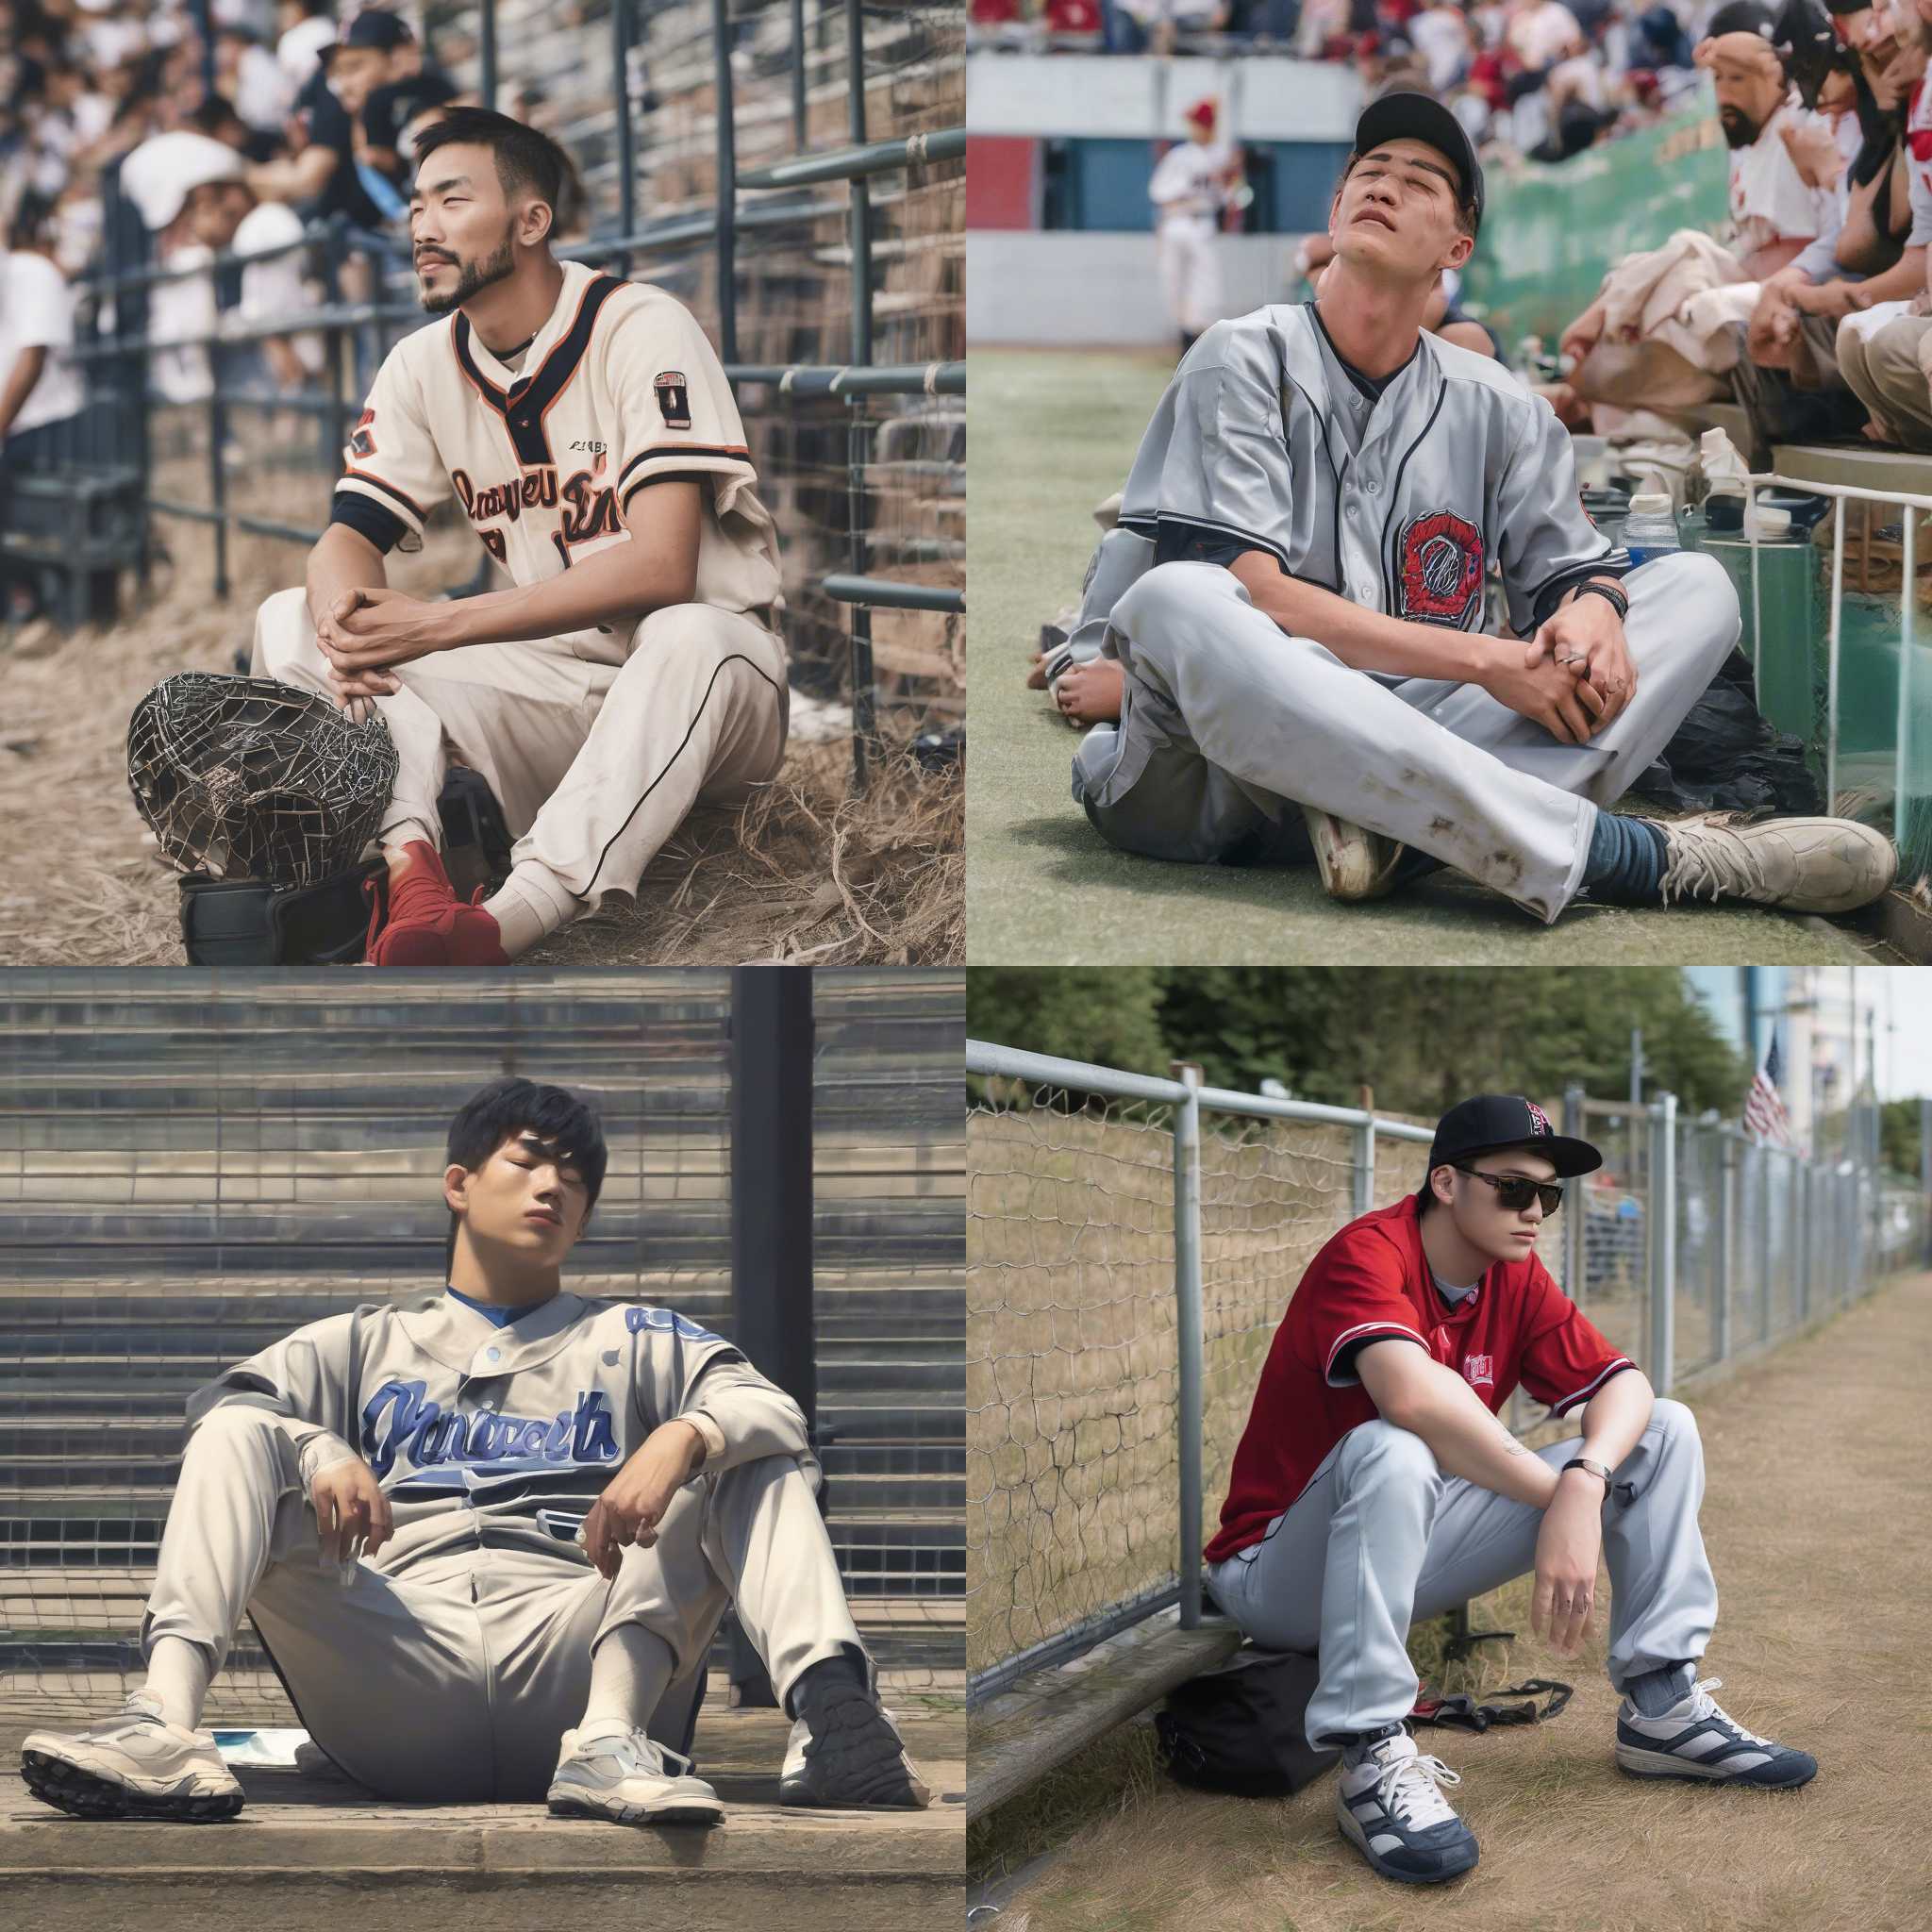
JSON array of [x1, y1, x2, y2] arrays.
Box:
[[993, 1269, 1932, 1932]]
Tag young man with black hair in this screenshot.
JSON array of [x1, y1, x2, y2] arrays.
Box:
[[20, 1078, 926, 1823], [1203, 1094, 1815, 1887], [248, 105, 789, 965]]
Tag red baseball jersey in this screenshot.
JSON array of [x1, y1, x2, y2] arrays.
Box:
[[1204, 1193, 1635, 1564]]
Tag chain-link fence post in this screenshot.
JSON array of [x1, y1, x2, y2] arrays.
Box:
[[1173, 1061, 1205, 1631], [1354, 1115, 1375, 1219], [1715, 1122, 1735, 1371], [1649, 1092, 1676, 1395]]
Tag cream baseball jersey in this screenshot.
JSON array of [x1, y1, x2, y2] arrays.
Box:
[[330, 259, 783, 658], [184, 1291, 813, 1572]]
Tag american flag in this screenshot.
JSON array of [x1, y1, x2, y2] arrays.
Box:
[[1743, 1033, 1793, 1148]]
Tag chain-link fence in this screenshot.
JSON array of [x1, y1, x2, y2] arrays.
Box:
[[966, 1041, 1929, 1707]]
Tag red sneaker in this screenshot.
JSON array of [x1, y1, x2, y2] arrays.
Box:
[[365, 840, 508, 966]]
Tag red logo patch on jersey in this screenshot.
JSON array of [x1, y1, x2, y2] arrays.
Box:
[[1397, 509, 1484, 626], [654, 370, 691, 429], [1463, 1353, 1495, 1389], [346, 408, 377, 462]]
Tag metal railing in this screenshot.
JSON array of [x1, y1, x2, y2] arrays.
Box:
[[1735, 470, 1932, 874], [965, 1039, 1927, 1709], [30, 0, 961, 791]]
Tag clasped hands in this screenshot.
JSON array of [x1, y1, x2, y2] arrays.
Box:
[[315, 588, 460, 720], [1486, 591, 1637, 746]]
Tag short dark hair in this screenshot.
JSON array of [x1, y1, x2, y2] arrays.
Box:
[[444, 1077, 608, 1270], [410, 105, 578, 231], [1337, 147, 1479, 241]]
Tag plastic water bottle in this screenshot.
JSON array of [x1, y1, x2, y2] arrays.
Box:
[[1622, 491, 1681, 569]]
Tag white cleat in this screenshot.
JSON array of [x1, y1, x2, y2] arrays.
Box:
[[20, 1691, 243, 1822], [1302, 805, 1406, 902], [547, 1722, 725, 1826]]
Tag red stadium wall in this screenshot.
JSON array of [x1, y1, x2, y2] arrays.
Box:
[[966, 136, 1041, 231]]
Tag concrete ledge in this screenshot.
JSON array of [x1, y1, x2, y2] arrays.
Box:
[[970, 1608, 1241, 1816], [2, 1701, 965, 1931]]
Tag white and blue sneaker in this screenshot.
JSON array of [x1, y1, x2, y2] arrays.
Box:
[[1334, 1728, 1480, 1886], [547, 1721, 725, 1826], [1616, 1676, 1817, 1789]]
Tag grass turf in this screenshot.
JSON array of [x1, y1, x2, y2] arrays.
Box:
[[964, 347, 1873, 966]]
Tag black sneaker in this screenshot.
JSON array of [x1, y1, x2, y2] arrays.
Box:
[[1334, 1728, 1480, 1885]]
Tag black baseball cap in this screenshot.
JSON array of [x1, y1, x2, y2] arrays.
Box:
[[1419, 1094, 1603, 1202], [1705, 0, 1779, 34], [324, 10, 414, 59], [1351, 92, 1485, 239]]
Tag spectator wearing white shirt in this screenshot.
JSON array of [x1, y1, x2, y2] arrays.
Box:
[[0, 195, 88, 625], [275, 0, 338, 92]]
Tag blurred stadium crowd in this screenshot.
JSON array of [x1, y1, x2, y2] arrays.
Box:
[[969, 0, 1713, 164]]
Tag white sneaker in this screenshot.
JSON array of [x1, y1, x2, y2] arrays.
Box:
[[1334, 1728, 1480, 1885], [547, 1721, 725, 1826], [1616, 1676, 1818, 1788], [20, 1691, 243, 1822]]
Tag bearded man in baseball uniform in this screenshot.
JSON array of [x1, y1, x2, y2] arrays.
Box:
[[19, 1078, 928, 1822], [1206, 1095, 1815, 1888], [250, 105, 790, 966], [1062, 92, 1896, 925]]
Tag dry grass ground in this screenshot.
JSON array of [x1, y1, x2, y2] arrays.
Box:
[[974, 1267, 1932, 1932], [0, 492, 960, 966]]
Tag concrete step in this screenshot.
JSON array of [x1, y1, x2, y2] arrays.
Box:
[[0, 1696, 966, 1931]]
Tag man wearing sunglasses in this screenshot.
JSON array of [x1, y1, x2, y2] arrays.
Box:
[[1204, 1093, 1815, 1888]]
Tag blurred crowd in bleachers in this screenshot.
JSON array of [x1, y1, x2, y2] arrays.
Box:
[[969, 0, 1727, 165]]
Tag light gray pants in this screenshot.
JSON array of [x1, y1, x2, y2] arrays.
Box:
[[141, 1404, 864, 1801], [1204, 1399, 1718, 1745], [1071, 550, 1740, 923]]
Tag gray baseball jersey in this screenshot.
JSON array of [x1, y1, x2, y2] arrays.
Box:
[[1110, 301, 1628, 646], [185, 1290, 812, 1573]]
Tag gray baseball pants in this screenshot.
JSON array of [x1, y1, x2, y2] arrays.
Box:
[[140, 1404, 865, 1801], [1071, 549, 1740, 923], [1203, 1399, 1718, 1744]]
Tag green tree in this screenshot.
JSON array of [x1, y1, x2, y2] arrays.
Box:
[[965, 970, 1168, 1077]]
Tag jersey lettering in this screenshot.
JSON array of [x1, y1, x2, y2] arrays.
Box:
[[359, 1378, 620, 1477], [625, 1304, 723, 1344]]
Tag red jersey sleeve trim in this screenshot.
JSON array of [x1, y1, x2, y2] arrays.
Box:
[[1549, 1357, 1637, 1416], [1324, 1321, 1428, 1385]]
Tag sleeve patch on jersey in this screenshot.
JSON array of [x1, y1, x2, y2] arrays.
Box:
[[347, 408, 377, 462], [625, 1304, 722, 1344], [653, 371, 692, 429], [1397, 509, 1485, 626]]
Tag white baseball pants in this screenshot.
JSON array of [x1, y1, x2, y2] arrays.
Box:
[[252, 589, 789, 931], [139, 1404, 865, 1801], [1157, 218, 1224, 339], [1205, 1400, 1719, 1744], [1072, 549, 1740, 922]]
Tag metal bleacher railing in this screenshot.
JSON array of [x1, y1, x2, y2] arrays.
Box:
[[964, 1038, 1928, 1808], [0, 968, 964, 1723], [29, 0, 961, 791]]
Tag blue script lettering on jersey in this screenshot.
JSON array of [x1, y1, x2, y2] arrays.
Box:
[[359, 1380, 620, 1478], [625, 1305, 722, 1343]]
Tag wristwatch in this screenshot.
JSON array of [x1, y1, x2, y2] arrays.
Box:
[[1561, 1457, 1612, 1487]]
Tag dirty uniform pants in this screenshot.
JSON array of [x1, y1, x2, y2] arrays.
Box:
[[140, 1404, 864, 1801], [1072, 551, 1740, 924], [1203, 1399, 1718, 1744], [253, 587, 789, 926]]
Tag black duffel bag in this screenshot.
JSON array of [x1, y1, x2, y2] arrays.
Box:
[[1155, 1646, 1340, 1797]]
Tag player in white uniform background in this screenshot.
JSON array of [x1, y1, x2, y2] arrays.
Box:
[[1150, 98, 1241, 356], [250, 106, 791, 967], [19, 1077, 930, 1823]]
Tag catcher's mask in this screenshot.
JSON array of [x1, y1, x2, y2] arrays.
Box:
[[127, 673, 399, 965]]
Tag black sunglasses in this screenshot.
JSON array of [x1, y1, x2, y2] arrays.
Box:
[[1455, 1166, 1564, 1216]]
